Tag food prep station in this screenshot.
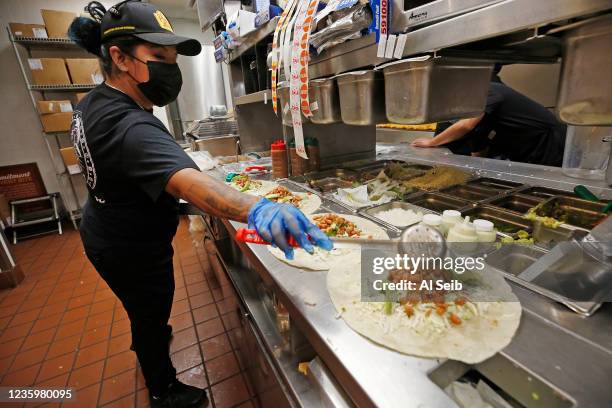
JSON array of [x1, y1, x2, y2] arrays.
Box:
[[190, 147, 612, 408], [194, 0, 612, 407]]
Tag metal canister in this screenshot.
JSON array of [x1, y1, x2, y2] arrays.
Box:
[[305, 137, 320, 172], [289, 139, 309, 176], [271, 140, 288, 179]]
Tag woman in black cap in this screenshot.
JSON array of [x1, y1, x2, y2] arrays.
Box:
[[68, 1, 332, 407]]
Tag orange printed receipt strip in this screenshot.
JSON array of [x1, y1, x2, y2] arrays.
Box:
[[298, 1, 319, 118], [271, 0, 298, 115], [290, 0, 310, 159]]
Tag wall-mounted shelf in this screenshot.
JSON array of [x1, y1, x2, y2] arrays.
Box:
[[229, 16, 280, 63], [29, 84, 96, 92], [308, 0, 611, 79], [10, 35, 79, 49], [234, 89, 271, 105]]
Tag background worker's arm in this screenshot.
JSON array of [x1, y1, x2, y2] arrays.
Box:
[[412, 114, 484, 148], [166, 168, 258, 222]]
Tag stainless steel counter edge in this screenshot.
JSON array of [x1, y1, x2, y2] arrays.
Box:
[[222, 218, 455, 408], [198, 147, 612, 407]]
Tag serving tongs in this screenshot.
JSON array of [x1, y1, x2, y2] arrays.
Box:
[[235, 224, 446, 257]]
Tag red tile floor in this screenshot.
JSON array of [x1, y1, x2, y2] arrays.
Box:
[[0, 218, 255, 408]]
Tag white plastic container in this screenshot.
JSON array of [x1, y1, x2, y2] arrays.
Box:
[[473, 219, 497, 243], [421, 213, 443, 232], [441, 210, 463, 236], [447, 218, 479, 243]]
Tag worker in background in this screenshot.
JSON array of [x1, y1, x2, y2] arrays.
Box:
[[412, 70, 567, 166], [69, 2, 332, 407]]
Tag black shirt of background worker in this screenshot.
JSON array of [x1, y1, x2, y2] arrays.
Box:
[[482, 83, 566, 166], [436, 82, 567, 166]]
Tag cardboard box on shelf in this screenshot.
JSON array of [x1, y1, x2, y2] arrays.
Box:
[[227, 10, 256, 38], [60, 147, 78, 166], [65, 58, 103, 85], [28, 58, 71, 86], [59, 147, 81, 175], [40, 112, 72, 133], [75, 92, 89, 103], [9, 23, 48, 38], [37, 100, 72, 114], [40, 9, 76, 38]]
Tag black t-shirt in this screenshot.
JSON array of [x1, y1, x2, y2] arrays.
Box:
[[483, 83, 566, 166], [71, 83, 198, 249]]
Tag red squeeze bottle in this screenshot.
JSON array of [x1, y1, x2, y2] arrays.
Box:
[[271, 140, 289, 179]]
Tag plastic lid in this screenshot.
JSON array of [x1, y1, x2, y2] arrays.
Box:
[[442, 210, 462, 219], [271, 140, 286, 150], [422, 214, 442, 226], [454, 218, 476, 234], [473, 219, 494, 232]]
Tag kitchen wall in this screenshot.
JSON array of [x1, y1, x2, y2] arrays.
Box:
[[0, 0, 221, 214]]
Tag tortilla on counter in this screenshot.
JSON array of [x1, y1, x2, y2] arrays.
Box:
[[268, 214, 389, 271], [327, 262, 521, 364], [260, 186, 322, 215], [227, 177, 278, 196]]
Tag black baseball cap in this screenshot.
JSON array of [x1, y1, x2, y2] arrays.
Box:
[[101, 0, 201, 56]]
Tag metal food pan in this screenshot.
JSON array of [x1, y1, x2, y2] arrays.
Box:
[[486, 244, 547, 277], [438, 185, 503, 203], [515, 186, 577, 200], [336, 70, 386, 126], [304, 168, 358, 181], [535, 196, 609, 230], [361, 201, 437, 229], [489, 194, 544, 214], [347, 159, 407, 172], [308, 77, 341, 124], [557, 14, 612, 125], [380, 57, 493, 124], [461, 205, 578, 246], [467, 177, 523, 191], [461, 206, 532, 236], [403, 192, 473, 213], [308, 178, 355, 193]]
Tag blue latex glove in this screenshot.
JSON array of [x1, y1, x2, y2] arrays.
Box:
[[247, 198, 333, 260]]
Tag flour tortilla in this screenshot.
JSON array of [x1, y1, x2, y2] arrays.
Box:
[[327, 261, 521, 364], [227, 179, 278, 196], [269, 214, 389, 271], [258, 188, 322, 215]]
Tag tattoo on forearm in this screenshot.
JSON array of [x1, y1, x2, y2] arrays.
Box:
[[183, 176, 257, 222]]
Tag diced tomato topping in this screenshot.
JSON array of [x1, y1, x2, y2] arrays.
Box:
[[404, 304, 414, 318], [449, 313, 462, 326]]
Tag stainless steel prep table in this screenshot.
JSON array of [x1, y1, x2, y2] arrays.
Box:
[[193, 146, 612, 408]]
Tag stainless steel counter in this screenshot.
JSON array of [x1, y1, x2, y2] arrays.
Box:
[[199, 147, 612, 408]]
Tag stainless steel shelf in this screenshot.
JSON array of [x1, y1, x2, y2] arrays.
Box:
[[10, 35, 80, 49], [308, 0, 611, 79], [234, 89, 271, 105], [29, 84, 96, 92], [399, 0, 612, 58], [229, 16, 280, 62]]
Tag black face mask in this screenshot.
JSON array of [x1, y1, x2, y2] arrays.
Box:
[[127, 54, 182, 107]]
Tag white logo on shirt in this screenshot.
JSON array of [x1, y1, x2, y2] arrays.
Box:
[[70, 111, 98, 190], [94, 195, 106, 204]]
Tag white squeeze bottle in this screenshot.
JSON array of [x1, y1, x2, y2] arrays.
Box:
[[421, 214, 443, 232], [473, 219, 497, 242], [447, 216, 479, 243], [441, 210, 462, 236]]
